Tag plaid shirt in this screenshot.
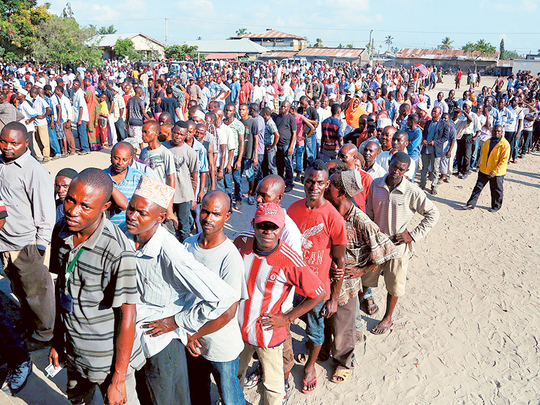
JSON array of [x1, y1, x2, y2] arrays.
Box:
[[339, 204, 397, 306]]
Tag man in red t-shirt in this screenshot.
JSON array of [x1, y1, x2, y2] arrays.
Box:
[[288, 160, 346, 393], [235, 203, 325, 405]]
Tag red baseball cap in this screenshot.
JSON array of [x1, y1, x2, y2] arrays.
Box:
[[254, 203, 285, 229]]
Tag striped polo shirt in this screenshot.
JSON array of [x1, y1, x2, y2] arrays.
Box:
[[234, 232, 324, 348], [104, 165, 145, 228], [50, 214, 145, 383]]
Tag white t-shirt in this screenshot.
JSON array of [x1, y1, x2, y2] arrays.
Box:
[[184, 236, 247, 362], [215, 83, 230, 103], [19, 101, 38, 132], [216, 124, 235, 168]]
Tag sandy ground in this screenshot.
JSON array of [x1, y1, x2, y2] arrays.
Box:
[[2, 75, 540, 405]]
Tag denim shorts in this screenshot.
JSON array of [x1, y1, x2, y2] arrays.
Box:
[[294, 293, 326, 346]]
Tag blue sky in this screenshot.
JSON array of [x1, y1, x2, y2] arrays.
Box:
[[48, 0, 540, 55]]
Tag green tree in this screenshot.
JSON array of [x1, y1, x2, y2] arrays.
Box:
[[236, 28, 249, 36], [315, 38, 323, 48], [90, 24, 117, 35], [385, 35, 394, 52], [31, 14, 102, 65], [439, 37, 454, 50], [114, 38, 141, 61], [164, 44, 200, 60], [338, 43, 343, 48], [462, 39, 497, 56], [0, 0, 51, 58], [346, 44, 353, 48], [390, 46, 399, 54], [504, 50, 520, 59], [499, 39, 506, 59], [365, 42, 375, 56]]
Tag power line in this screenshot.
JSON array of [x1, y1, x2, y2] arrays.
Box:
[[75, 17, 540, 36]]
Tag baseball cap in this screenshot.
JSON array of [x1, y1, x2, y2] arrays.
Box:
[[254, 203, 285, 229], [417, 102, 428, 111]]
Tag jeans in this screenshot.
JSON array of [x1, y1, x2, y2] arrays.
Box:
[[115, 118, 127, 141], [187, 355, 245, 405], [504, 131, 517, 161], [293, 145, 305, 172], [0, 311, 30, 369], [276, 145, 294, 188], [520, 130, 533, 155], [173, 201, 194, 243], [73, 121, 90, 152], [294, 294, 326, 346], [466, 171, 504, 210], [419, 154, 441, 190], [305, 134, 318, 164], [48, 125, 62, 155], [217, 170, 234, 199], [143, 340, 191, 405], [232, 163, 243, 202], [456, 134, 474, 174], [471, 136, 482, 168], [513, 130, 522, 160], [264, 148, 277, 176]]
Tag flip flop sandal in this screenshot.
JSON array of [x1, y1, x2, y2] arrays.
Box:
[[367, 302, 379, 315], [331, 366, 352, 384], [296, 352, 309, 365], [302, 376, 317, 393], [370, 323, 392, 335]]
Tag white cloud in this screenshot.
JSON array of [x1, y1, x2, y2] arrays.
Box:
[[177, 0, 215, 15]]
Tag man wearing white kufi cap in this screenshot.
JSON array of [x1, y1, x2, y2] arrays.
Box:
[[124, 175, 238, 405]]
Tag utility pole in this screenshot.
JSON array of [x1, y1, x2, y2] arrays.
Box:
[[165, 18, 169, 47], [368, 29, 373, 66]]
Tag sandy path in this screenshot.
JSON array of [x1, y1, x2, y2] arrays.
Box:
[[2, 75, 540, 405]]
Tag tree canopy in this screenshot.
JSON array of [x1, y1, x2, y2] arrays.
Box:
[[438, 37, 454, 50], [0, 0, 51, 58], [31, 14, 102, 66], [164, 44, 200, 60], [462, 39, 497, 56], [114, 38, 141, 61]]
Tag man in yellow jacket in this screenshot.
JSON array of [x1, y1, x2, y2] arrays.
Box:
[[463, 125, 510, 212]]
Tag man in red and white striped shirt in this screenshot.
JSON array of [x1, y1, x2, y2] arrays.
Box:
[[234, 202, 325, 405]]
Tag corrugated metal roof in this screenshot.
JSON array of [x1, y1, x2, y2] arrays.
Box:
[[397, 48, 499, 62], [296, 47, 365, 58], [260, 51, 299, 58], [183, 39, 268, 54], [92, 33, 165, 48], [233, 30, 307, 40]]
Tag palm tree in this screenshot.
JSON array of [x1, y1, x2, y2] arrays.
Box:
[[236, 28, 249, 36], [315, 38, 323, 48], [196, 36, 202, 40], [440, 37, 454, 50], [385, 35, 394, 52], [365, 42, 375, 56]]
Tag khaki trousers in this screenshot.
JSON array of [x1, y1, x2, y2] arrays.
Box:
[[35, 124, 51, 159], [238, 343, 284, 405]]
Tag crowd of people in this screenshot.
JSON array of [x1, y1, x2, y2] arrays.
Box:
[[0, 59, 538, 405]]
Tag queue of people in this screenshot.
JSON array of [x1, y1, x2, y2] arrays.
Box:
[[0, 60, 537, 404]]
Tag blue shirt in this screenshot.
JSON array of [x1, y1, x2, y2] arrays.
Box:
[[191, 139, 208, 196], [230, 82, 241, 103], [104, 165, 144, 227], [404, 126, 422, 159]]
